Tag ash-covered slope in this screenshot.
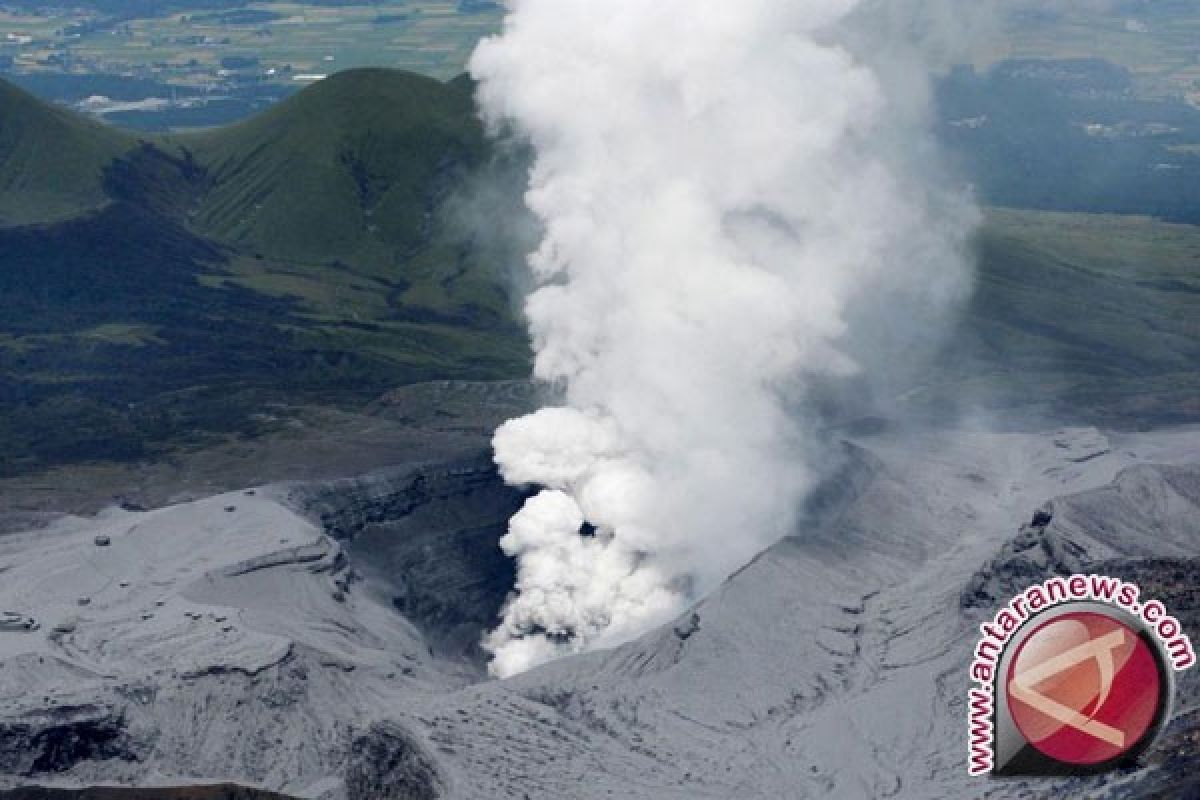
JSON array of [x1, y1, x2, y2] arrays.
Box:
[[287, 453, 525, 664], [0, 485, 451, 797], [0, 788, 291, 800], [1, 426, 1198, 799], [413, 427, 1200, 800]]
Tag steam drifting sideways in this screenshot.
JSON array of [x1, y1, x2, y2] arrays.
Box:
[[471, 0, 977, 678]]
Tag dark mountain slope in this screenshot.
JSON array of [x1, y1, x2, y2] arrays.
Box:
[[0, 79, 134, 226], [0, 69, 528, 476]]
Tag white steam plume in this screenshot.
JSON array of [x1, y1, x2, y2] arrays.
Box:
[[471, 0, 977, 678]]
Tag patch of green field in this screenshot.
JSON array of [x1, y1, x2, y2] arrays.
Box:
[[0, 8, 83, 40], [985, 208, 1200, 283], [200, 256, 395, 318], [58, 1, 502, 84], [78, 322, 167, 346], [927, 208, 1200, 427], [0, 324, 164, 352], [996, 5, 1200, 100]]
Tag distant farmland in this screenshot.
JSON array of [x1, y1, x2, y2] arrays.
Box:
[[0, 1, 504, 88]]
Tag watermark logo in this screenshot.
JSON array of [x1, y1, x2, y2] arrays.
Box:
[[967, 575, 1194, 777], [1007, 611, 1162, 766]]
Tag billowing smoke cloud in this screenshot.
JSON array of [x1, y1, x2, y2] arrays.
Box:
[[470, 0, 978, 678]]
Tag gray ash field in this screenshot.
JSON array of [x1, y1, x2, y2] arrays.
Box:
[[0, 385, 1196, 799]]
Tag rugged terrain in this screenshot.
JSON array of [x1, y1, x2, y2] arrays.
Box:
[[417, 425, 1200, 800], [2, 56, 1200, 800], [0, 399, 1196, 799]]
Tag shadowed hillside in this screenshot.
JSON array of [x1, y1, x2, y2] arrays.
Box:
[[0, 80, 132, 226], [0, 69, 528, 476]]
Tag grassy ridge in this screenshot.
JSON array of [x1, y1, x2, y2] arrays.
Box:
[[0, 68, 529, 476], [0, 80, 133, 226], [183, 69, 485, 264]]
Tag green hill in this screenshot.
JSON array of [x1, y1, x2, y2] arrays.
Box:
[[176, 70, 513, 333], [0, 69, 528, 476], [0, 79, 133, 226], [185, 68, 484, 263], [0, 69, 1198, 477]]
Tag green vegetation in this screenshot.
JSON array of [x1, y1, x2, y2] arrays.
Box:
[[0, 1, 502, 90], [1, 67, 1199, 479], [934, 209, 1200, 427], [183, 68, 484, 263], [996, 3, 1200, 101], [0, 79, 133, 225], [0, 68, 528, 476]]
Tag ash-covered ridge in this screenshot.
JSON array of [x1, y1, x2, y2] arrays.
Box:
[[0, 485, 445, 797], [412, 426, 1200, 800], [0, 425, 1198, 799]]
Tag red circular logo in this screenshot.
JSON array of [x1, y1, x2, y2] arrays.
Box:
[[1006, 611, 1163, 766]]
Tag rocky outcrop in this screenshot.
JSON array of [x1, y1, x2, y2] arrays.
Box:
[[291, 453, 513, 541], [0, 705, 136, 776], [962, 463, 1200, 612], [0, 786, 293, 799], [1122, 710, 1200, 800], [221, 540, 341, 578], [288, 455, 527, 661], [959, 507, 1090, 611], [344, 723, 444, 800]]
